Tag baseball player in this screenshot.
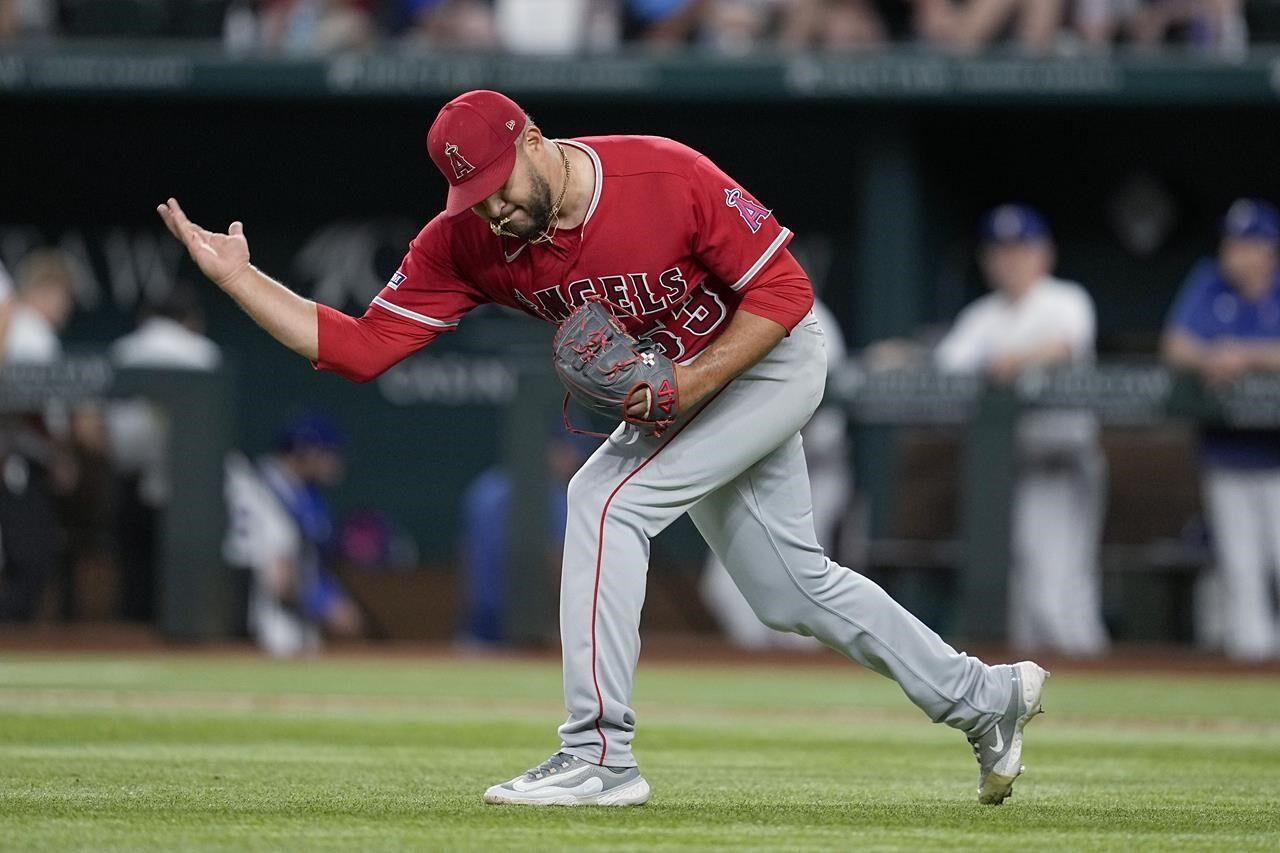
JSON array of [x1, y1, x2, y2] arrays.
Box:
[[1162, 198, 1280, 661], [935, 205, 1109, 657], [157, 89, 1048, 806]]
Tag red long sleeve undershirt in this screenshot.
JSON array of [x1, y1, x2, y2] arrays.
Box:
[[736, 248, 814, 334]]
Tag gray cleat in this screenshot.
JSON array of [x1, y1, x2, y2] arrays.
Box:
[[968, 660, 1050, 805], [483, 752, 650, 806]]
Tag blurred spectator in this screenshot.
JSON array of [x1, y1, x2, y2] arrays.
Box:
[[398, 0, 497, 49], [1161, 198, 1280, 661], [0, 0, 56, 40], [699, 298, 851, 649], [223, 0, 261, 53], [1129, 0, 1247, 57], [493, 0, 606, 54], [3, 253, 110, 622], [622, 0, 706, 45], [1072, 0, 1126, 48], [106, 283, 222, 622], [819, 0, 886, 49], [457, 432, 591, 646], [110, 283, 221, 372], [913, 0, 1067, 54], [704, 0, 885, 54], [0, 250, 78, 622], [703, 0, 773, 53], [0, 0, 1261, 55], [934, 204, 1109, 656], [260, 0, 376, 53], [3, 250, 74, 365], [223, 413, 364, 656], [1071, 0, 1248, 54]]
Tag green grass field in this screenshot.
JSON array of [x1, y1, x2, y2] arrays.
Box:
[[0, 653, 1277, 851]]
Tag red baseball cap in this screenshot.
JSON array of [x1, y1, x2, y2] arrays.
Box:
[[427, 90, 526, 217]]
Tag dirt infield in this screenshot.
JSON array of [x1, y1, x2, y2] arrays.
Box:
[[2, 622, 1278, 675]]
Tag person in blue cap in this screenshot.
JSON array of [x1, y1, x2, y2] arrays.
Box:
[[1162, 198, 1280, 661], [224, 412, 364, 656], [935, 203, 1109, 657]]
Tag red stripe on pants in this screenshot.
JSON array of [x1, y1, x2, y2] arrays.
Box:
[[587, 388, 728, 764]]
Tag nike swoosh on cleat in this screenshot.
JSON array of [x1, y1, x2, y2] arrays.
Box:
[[989, 725, 1004, 754], [510, 763, 592, 792]]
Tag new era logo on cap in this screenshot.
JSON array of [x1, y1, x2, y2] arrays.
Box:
[[427, 90, 527, 217]]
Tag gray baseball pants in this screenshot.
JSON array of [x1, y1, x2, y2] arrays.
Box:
[[557, 313, 1013, 767]]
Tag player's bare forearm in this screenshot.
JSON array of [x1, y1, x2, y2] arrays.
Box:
[[676, 309, 785, 408], [157, 198, 319, 361], [220, 265, 319, 361]]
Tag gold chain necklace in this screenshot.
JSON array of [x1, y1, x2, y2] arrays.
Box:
[[490, 141, 571, 245]]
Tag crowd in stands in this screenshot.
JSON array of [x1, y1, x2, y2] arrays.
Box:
[[0, 0, 1269, 57]]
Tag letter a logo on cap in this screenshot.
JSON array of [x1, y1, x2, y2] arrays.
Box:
[[444, 142, 475, 181]]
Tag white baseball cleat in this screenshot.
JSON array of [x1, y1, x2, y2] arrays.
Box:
[[968, 661, 1050, 805], [483, 752, 651, 806]]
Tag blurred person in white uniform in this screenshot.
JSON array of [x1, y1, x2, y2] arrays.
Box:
[[107, 283, 222, 621], [935, 204, 1109, 656], [3, 250, 73, 364], [699, 298, 852, 650], [0, 251, 76, 620]]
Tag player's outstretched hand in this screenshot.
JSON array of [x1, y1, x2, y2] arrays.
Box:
[[157, 198, 251, 290]]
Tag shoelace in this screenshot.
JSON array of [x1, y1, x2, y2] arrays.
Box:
[[524, 754, 575, 780]]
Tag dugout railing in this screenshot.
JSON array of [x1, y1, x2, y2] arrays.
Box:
[[827, 362, 1271, 643], [0, 358, 1266, 644], [0, 358, 235, 639]]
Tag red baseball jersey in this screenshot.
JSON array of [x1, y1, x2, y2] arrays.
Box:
[[315, 135, 813, 382]]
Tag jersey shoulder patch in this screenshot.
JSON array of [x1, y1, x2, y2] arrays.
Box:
[[723, 187, 772, 234]]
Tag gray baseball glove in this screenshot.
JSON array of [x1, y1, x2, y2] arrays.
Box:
[[553, 298, 680, 437]]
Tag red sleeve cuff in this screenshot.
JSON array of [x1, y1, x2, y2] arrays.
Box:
[[312, 302, 441, 383], [737, 249, 814, 333]]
